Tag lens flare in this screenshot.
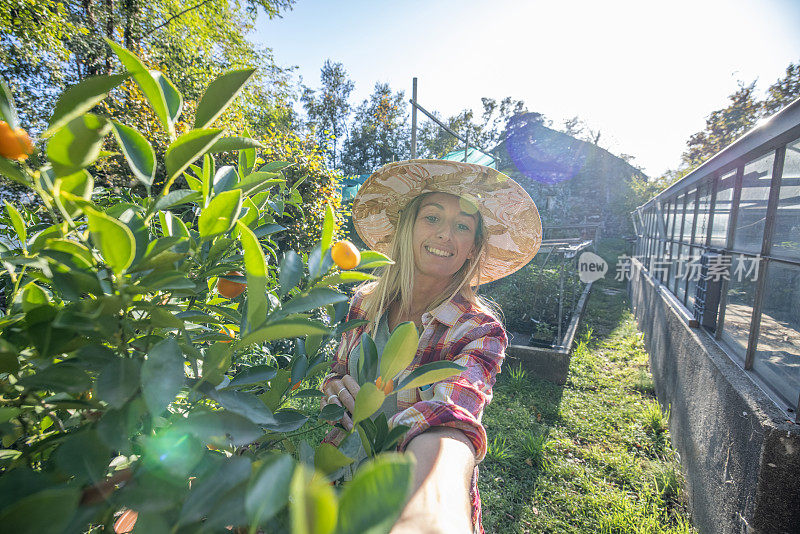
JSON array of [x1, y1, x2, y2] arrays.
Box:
[[505, 114, 589, 185]]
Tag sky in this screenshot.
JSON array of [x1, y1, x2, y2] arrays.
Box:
[[252, 0, 800, 178]]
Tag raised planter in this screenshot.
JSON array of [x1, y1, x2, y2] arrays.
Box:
[[505, 280, 593, 384]]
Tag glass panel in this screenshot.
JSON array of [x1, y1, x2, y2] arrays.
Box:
[[721, 253, 756, 364], [675, 193, 686, 241], [695, 182, 712, 245], [676, 244, 690, 303], [682, 189, 696, 243], [772, 138, 800, 261], [669, 242, 680, 293], [734, 152, 775, 254], [666, 200, 675, 239], [711, 170, 736, 248], [686, 247, 700, 309], [753, 261, 800, 409]]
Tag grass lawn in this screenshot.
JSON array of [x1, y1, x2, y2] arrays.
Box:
[[479, 240, 696, 533]]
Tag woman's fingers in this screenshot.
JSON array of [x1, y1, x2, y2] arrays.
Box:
[[337, 375, 360, 415]]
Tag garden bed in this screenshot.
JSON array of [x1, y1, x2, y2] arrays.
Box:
[[479, 239, 696, 533]]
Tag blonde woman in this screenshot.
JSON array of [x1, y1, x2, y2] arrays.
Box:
[[321, 160, 542, 534]]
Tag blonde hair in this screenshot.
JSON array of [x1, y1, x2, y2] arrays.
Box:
[[359, 192, 499, 333]]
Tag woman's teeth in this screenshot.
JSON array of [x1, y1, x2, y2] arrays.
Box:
[[425, 245, 453, 257]]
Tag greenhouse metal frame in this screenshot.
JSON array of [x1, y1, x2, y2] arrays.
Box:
[[633, 97, 800, 420]]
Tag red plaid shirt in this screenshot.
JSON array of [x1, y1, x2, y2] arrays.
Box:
[[323, 287, 508, 533]]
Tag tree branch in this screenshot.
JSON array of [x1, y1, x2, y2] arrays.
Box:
[[149, 0, 216, 33]]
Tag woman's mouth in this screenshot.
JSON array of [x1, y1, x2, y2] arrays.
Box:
[[425, 245, 454, 257]]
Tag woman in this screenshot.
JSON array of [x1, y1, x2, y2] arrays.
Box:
[[321, 159, 541, 534]]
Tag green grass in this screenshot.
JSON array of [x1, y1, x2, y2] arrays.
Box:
[[479, 239, 696, 533]]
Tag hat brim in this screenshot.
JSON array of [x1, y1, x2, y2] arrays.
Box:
[[352, 159, 542, 284]]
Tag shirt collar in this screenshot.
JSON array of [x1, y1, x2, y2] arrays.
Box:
[[421, 293, 470, 327]]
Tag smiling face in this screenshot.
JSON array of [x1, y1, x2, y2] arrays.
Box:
[[411, 193, 479, 286]]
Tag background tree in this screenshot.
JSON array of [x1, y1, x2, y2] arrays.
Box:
[[340, 82, 409, 175], [681, 81, 762, 169], [301, 60, 354, 169], [763, 61, 800, 116]]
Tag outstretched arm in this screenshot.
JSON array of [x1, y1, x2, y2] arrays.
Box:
[[390, 427, 476, 534]]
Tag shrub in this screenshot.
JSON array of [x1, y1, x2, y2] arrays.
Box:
[[0, 44, 422, 533]]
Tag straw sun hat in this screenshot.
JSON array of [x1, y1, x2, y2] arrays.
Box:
[[352, 159, 542, 285]]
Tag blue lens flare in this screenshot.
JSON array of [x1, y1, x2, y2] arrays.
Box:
[[505, 114, 589, 185], [142, 428, 205, 480]]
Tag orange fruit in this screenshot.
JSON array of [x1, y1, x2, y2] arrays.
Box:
[[219, 326, 235, 342], [0, 121, 33, 161], [331, 241, 360, 270], [217, 270, 245, 298], [114, 509, 138, 533]]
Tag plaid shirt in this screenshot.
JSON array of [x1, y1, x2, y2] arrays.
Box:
[[323, 288, 507, 533]]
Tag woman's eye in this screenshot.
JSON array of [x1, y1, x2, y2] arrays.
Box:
[[425, 215, 438, 223], [458, 223, 471, 232]]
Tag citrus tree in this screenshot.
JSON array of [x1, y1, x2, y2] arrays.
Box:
[[0, 41, 430, 533]]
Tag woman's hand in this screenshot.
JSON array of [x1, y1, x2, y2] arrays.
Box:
[[320, 374, 360, 431]]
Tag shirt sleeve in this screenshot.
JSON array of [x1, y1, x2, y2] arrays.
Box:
[[387, 319, 507, 462], [321, 289, 368, 391]]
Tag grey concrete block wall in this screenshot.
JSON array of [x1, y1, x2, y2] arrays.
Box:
[[627, 259, 800, 534]]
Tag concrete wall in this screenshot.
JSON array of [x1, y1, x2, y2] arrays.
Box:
[[628, 258, 800, 534]]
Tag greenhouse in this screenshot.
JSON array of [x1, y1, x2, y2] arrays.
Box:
[[629, 96, 800, 533]]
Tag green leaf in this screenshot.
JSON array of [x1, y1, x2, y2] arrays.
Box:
[[95, 358, 141, 409], [105, 39, 178, 136], [180, 410, 261, 447], [246, 454, 294, 526], [357, 250, 395, 270], [321, 203, 334, 253], [85, 208, 136, 274], [379, 321, 419, 383], [198, 189, 242, 240], [164, 128, 223, 191], [265, 409, 309, 432], [290, 464, 338, 534], [335, 453, 414, 534], [260, 161, 294, 173], [180, 456, 251, 526], [315, 271, 377, 288], [237, 220, 268, 331], [318, 403, 345, 421], [54, 429, 110, 484], [357, 333, 378, 385], [194, 68, 256, 129], [44, 74, 128, 137], [212, 389, 278, 426], [208, 136, 264, 153], [21, 282, 50, 311], [352, 382, 385, 426], [212, 165, 238, 196], [154, 189, 201, 211], [314, 443, 354, 477], [54, 170, 93, 217], [254, 223, 286, 238], [111, 120, 155, 191], [0, 78, 19, 128], [279, 288, 348, 318], [202, 153, 212, 203], [233, 171, 283, 197], [279, 251, 303, 297], [238, 318, 329, 349], [0, 157, 28, 185], [396, 361, 467, 391], [43, 238, 94, 269], [47, 114, 111, 176], [0, 487, 80, 534], [141, 338, 185, 415], [227, 363, 277, 388], [18, 363, 90, 394], [4, 200, 26, 249], [203, 342, 232, 386], [151, 70, 182, 127]]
